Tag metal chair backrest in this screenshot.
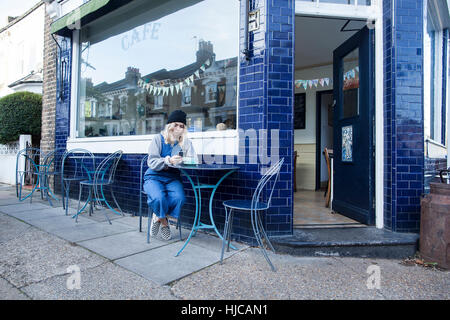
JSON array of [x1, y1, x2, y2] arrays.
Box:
[[42, 148, 67, 174], [61, 148, 96, 181], [251, 158, 285, 211], [140, 154, 149, 193], [93, 150, 123, 185], [92, 150, 123, 206]]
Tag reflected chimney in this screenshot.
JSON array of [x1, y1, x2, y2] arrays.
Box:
[[125, 67, 141, 83], [196, 39, 215, 63]]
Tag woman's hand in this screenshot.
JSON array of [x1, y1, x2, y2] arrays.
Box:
[[169, 155, 183, 165]]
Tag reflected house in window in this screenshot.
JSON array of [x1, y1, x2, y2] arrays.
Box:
[[81, 67, 143, 137], [81, 40, 237, 136], [139, 39, 237, 132]]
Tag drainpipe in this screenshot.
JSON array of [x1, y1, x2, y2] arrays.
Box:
[[242, 0, 250, 61]]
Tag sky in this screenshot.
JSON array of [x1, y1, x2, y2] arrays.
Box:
[[0, 0, 41, 29]]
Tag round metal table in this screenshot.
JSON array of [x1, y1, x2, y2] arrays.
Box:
[[168, 163, 239, 257]]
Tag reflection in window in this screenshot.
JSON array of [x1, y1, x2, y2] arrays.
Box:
[[77, 0, 238, 138], [205, 82, 217, 103], [342, 48, 359, 119], [182, 87, 192, 106]]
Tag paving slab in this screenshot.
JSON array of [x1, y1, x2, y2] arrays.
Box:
[[51, 220, 136, 243], [21, 262, 176, 300], [115, 239, 229, 285], [0, 198, 27, 206], [179, 230, 249, 255], [0, 202, 50, 214], [76, 207, 127, 223], [24, 214, 96, 234], [77, 230, 176, 260], [113, 215, 149, 229], [4, 206, 74, 223]]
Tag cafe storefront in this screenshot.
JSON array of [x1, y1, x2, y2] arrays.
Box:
[[48, 0, 449, 245]]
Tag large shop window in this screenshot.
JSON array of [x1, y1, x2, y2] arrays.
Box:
[[424, 4, 447, 146], [77, 0, 239, 138]]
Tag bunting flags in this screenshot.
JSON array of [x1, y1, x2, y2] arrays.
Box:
[[137, 58, 228, 96], [295, 78, 332, 90], [294, 67, 359, 91]]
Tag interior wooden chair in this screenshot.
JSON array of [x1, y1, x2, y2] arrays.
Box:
[[323, 148, 331, 208]]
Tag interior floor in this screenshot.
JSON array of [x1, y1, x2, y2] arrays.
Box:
[[293, 189, 365, 228]]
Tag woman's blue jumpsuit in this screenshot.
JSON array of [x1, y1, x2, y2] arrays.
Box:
[[143, 134, 186, 219]]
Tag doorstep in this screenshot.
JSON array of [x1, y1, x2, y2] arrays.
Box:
[[271, 227, 419, 259]]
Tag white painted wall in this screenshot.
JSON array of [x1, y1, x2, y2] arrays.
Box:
[[294, 64, 333, 144], [0, 135, 31, 185], [0, 4, 44, 98], [294, 64, 333, 189]]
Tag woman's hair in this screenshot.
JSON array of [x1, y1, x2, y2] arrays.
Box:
[[161, 122, 188, 147]]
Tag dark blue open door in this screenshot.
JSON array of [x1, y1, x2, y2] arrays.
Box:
[[332, 26, 375, 225]]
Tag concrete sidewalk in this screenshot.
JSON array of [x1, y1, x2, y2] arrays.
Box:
[[0, 184, 448, 300]]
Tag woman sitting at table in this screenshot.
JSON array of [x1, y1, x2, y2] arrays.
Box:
[[144, 110, 197, 240]]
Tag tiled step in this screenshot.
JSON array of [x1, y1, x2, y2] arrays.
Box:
[[272, 227, 419, 259]]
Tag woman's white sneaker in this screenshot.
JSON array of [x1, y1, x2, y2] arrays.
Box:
[[160, 225, 171, 241], [150, 214, 161, 237]]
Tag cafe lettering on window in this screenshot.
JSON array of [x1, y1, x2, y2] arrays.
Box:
[[121, 23, 161, 51]]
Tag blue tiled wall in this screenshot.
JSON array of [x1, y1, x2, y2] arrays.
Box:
[[383, 0, 424, 233], [54, 0, 295, 246]]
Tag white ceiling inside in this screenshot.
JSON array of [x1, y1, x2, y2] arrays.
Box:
[[295, 16, 366, 69]]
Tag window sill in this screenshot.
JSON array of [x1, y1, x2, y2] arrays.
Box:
[[425, 138, 447, 159], [66, 130, 239, 155]]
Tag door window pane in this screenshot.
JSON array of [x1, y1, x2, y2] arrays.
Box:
[[342, 48, 359, 119]]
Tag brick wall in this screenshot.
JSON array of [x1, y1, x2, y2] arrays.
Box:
[[41, 8, 57, 155]]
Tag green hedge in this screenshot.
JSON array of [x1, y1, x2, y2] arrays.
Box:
[[0, 91, 42, 145]]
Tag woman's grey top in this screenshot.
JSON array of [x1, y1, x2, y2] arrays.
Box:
[[147, 134, 197, 171]]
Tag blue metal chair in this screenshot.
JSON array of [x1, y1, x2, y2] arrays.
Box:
[[75, 150, 123, 223], [16, 147, 41, 202], [139, 154, 183, 243], [61, 148, 96, 216], [220, 158, 285, 272], [37, 147, 66, 206]]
